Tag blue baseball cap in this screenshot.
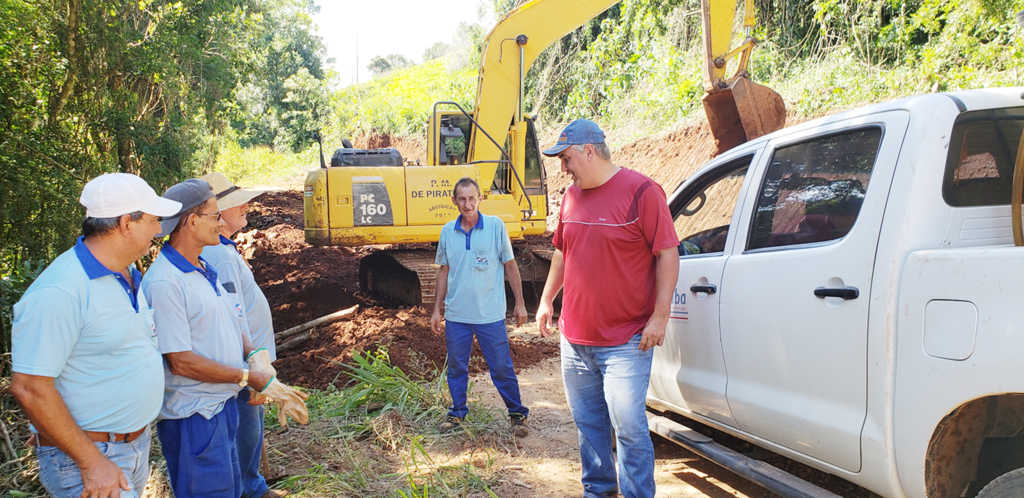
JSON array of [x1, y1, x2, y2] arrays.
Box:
[[542, 119, 606, 156], [158, 179, 216, 237]]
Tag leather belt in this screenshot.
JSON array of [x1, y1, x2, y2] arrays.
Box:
[[37, 426, 147, 448]]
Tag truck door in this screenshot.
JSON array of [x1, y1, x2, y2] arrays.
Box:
[[649, 149, 763, 427], [718, 111, 909, 472]]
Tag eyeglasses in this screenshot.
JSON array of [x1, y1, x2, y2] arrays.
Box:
[[194, 211, 221, 220]]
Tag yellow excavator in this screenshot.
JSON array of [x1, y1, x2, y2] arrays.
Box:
[[303, 0, 785, 305]]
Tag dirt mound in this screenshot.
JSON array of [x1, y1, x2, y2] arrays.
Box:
[[351, 132, 426, 164], [272, 306, 557, 390]]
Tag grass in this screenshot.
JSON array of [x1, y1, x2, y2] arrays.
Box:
[[330, 57, 477, 140], [212, 141, 319, 189], [264, 348, 514, 497]]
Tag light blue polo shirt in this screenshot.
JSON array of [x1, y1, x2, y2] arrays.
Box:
[[12, 237, 163, 433], [203, 236, 276, 360], [435, 213, 515, 324], [141, 244, 247, 421]]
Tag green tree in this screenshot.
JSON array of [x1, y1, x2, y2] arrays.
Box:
[[368, 54, 412, 77], [230, 0, 330, 151]]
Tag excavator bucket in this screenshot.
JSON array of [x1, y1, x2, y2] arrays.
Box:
[[703, 76, 786, 156]]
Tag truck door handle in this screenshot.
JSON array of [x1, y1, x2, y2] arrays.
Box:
[[690, 284, 717, 295], [814, 286, 859, 300]]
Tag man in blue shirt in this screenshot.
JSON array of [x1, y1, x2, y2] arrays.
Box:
[[142, 179, 307, 498], [199, 172, 286, 498], [429, 177, 530, 436], [11, 173, 181, 498]]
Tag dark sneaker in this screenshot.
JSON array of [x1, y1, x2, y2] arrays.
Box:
[[439, 416, 463, 433], [510, 413, 529, 437]]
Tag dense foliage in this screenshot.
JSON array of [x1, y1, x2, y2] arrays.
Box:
[[0, 0, 329, 359], [519, 0, 1024, 127]]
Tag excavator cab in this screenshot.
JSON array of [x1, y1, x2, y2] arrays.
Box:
[[701, 0, 786, 155]]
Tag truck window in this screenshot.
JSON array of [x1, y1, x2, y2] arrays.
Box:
[[673, 159, 749, 256], [747, 127, 881, 251], [943, 110, 1024, 207]]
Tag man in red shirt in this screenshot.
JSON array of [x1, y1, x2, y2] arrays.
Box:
[[537, 119, 679, 498]]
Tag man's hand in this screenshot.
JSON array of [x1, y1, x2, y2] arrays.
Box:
[[430, 309, 444, 334], [513, 303, 528, 327], [637, 314, 668, 352], [79, 453, 131, 498], [247, 388, 270, 406], [536, 301, 555, 338]]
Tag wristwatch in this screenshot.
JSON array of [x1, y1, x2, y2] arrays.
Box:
[[238, 368, 249, 388]]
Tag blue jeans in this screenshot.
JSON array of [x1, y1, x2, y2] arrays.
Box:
[[156, 399, 241, 498], [445, 319, 528, 419], [561, 334, 655, 498], [237, 389, 269, 498], [37, 428, 151, 498]]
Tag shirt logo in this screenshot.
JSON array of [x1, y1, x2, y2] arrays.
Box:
[[476, 255, 488, 265], [235, 303, 243, 314]]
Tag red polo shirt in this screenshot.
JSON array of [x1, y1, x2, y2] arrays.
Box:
[[553, 168, 679, 346]]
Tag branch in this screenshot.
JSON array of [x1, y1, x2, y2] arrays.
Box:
[[275, 305, 359, 341], [10, 135, 86, 183]]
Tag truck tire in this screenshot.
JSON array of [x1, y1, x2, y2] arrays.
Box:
[[977, 468, 1024, 498]]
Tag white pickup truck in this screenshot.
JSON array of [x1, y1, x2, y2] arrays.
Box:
[[646, 87, 1024, 498]]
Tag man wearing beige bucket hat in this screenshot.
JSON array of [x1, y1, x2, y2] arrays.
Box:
[[200, 172, 289, 498]]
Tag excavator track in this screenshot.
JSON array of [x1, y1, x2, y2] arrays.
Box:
[[360, 250, 440, 307]]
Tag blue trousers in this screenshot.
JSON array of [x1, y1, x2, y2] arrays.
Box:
[[561, 334, 655, 498], [157, 399, 241, 498], [237, 389, 269, 498], [445, 319, 528, 419]]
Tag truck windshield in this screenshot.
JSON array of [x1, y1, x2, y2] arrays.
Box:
[[943, 109, 1024, 207]]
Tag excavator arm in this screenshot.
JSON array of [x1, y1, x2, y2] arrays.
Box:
[[467, 0, 621, 185]]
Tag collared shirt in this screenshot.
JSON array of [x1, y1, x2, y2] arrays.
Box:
[[12, 237, 163, 433], [202, 236, 276, 360], [435, 213, 515, 324], [142, 243, 247, 421], [553, 168, 679, 346]]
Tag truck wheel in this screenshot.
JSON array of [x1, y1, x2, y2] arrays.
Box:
[[977, 468, 1024, 498], [342, 138, 353, 149]]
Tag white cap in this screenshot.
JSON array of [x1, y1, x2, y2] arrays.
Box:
[[80, 173, 182, 218]]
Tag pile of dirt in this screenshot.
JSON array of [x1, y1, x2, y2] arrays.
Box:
[[351, 132, 426, 164], [242, 190, 557, 390], [272, 306, 557, 389]]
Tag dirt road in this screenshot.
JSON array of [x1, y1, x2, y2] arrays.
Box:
[[468, 326, 774, 498]]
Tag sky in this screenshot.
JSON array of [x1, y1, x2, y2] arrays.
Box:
[[312, 0, 497, 87]]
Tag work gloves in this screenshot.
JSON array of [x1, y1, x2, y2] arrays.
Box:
[[247, 348, 276, 377], [246, 348, 310, 426], [259, 377, 311, 426]]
